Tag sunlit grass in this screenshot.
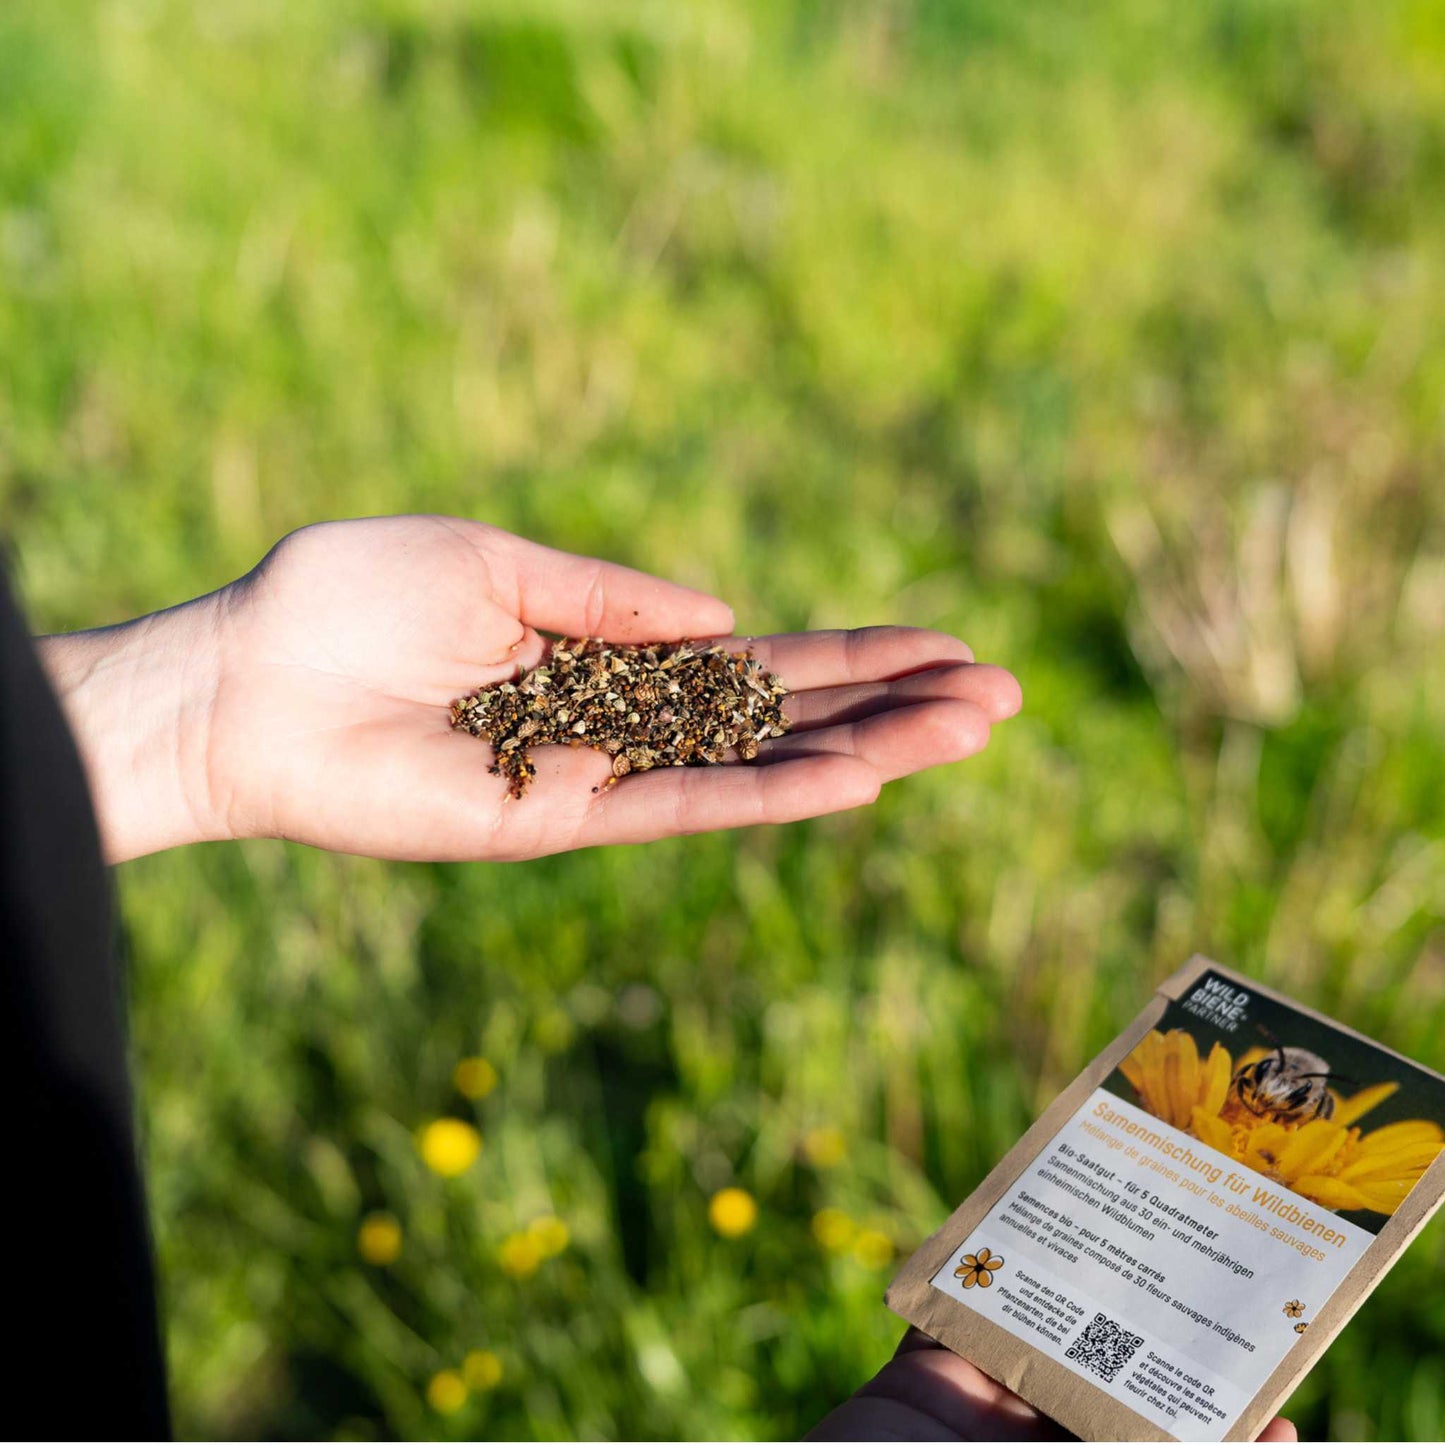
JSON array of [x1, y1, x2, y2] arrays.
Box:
[[3, 1, 1444, 1438]]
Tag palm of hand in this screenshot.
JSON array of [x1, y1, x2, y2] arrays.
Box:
[[206, 516, 1020, 861]]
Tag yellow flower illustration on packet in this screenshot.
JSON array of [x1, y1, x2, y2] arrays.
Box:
[[955, 1248, 1003, 1288], [1283, 1300, 1305, 1318], [1118, 1028, 1444, 1219]]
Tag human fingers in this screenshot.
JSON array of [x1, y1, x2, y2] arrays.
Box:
[[463, 522, 735, 640], [448, 694, 992, 853], [566, 698, 987, 852], [717, 627, 976, 691], [867, 1346, 1071, 1441], [889, 1334, 1294, 1444], [784, 662, 1022, 731], [758, 697, 993, 781], [1257, 1417, 1298, 1442], [570, 751, 880, 847], [808, 1337, 1069, 1442]]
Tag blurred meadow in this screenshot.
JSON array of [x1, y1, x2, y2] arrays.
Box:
[[4, 0, 1445, 1438]]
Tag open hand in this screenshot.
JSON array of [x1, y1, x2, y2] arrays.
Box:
[[43, 516, 1021, 863]]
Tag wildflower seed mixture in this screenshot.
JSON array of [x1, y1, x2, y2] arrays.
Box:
[[451, 638, 790, 798]]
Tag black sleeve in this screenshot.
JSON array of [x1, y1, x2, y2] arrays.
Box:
[[0, 563, 170, 1439]]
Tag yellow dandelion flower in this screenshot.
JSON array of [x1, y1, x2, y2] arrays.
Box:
[[1330, 1081, 1398, 1127], [426, 1369, 468, 1414], [498, 1231, 545, 1278], [812, 1208, 856, 1254], [454, 1056, 498, 1100], [1119, 1031, 1445, 1219], [1218, 1099, 1444, 1216], [1274, 1117, 1444, 1216], [802, 1126, 848, 1169], [852, 1229, 894, 1270], [418, 1119, 482, 1178], [708, 1187, 758, 1238], [1119, 1029, 1233, 1131], [462, 1349, 503, 1391], [1187, 1106, 1237, 1157], [356, 1210, 403, 1265], [954, 1247, 1004, 1288], [528, 1215, 570, 1257]]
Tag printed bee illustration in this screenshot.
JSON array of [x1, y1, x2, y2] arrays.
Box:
[[1230, 1042, 1338, 1125]]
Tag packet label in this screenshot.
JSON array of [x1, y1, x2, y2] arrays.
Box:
[[887, 958, 1445, 1442]]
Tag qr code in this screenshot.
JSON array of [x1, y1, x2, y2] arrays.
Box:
[[1065, 1312, 1144, 1383]]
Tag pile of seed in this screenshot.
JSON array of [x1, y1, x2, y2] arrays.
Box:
[[451, 637, 790, 798]]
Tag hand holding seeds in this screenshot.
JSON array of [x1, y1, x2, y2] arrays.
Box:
[[451, 638, 792, 798], [44, 515, 1021, 863]]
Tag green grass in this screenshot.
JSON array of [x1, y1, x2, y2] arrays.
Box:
[[4, 0, 1445, 1438]]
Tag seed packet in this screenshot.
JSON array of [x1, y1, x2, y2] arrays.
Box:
[[886, 956, 1445, 1442]]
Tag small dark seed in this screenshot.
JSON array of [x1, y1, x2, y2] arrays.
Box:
[[450, 636, 790, 797]]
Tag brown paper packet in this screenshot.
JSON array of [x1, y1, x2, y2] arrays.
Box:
[[885, 955, 1445, 1442]]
